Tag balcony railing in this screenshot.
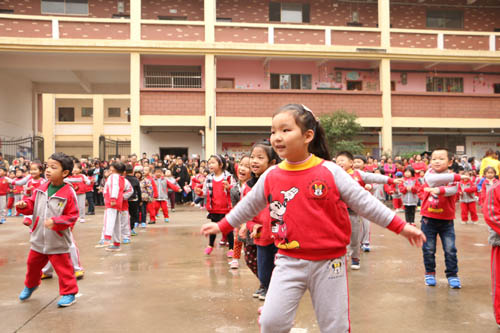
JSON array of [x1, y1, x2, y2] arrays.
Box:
[[141, 19, 204, 41], [216, 89, 382, 118]]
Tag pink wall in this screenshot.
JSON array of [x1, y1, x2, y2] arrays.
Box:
[[140, 56, 205, 89], [391, 72, 500, 93]]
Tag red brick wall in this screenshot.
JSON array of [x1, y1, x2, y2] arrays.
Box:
[[391, 0, 499, 31], [332, 31, 380, 47], [0, 0, 130, 18], [141, 91, 205, 116], [275, 28, 324, 45], [216, 0, 378, 27], [215, 26, 268, 43], [444, 35, 490, 51], [216, 90, 381, 118], [391, 32, 437, 48], [392, 93, 500, 118], [142, 24, 204, 41], [59, 22, 129, 39], [0, 18, 52, 38], [141, 0, 203, 20]]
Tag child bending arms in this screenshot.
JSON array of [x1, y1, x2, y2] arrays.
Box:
[[202, 104, 425, 333]]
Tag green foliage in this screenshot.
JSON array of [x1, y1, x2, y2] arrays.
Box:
[[319, 110, 365, 156], [399, 151, 424, 159]]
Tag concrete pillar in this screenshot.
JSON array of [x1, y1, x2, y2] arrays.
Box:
[[205, 54, 216, 157], [379, 59, 392, 155], [204, 0, 215, 43], [130, 0, 141, 41], [92, 95, 104, 158], [130, 53, 141, 155], [42, 94, 55, 157], [378, 0, 390, 49]]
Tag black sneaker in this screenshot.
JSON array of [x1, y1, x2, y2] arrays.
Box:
[[252, 287, 265, 298], [148, 221, 156, 224], [259, 289, 267, 301]]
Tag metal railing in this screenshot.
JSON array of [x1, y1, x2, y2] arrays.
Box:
[[99, 135, 130, 161], [143, 66, 202, 88], [0, 136, 44, 164]]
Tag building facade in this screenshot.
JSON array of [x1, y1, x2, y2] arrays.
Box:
[[0, 0, 499, 159]]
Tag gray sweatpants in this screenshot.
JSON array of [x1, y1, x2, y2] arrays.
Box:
[[120, 210, 130, 240], [0, 195, 6, 220], [102, 208, 121, 245], [76, 193, 85, 220], [260, 254, 349, 333], [14, 194, 22, 215], [361, 216, 370, 245], [348, 212, 361, 260]]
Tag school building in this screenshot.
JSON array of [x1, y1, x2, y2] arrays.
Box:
[[0, 0, 499, 160]]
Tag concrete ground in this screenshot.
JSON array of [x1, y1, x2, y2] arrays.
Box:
[[0, 205, 498, 333]]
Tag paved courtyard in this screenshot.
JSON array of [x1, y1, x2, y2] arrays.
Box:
[[0, 205, 498, 332]]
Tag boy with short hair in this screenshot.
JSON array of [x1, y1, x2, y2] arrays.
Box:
[[419, 148, 468, 289], [153, 166, 181, 223], [15, 152, 79, 307]]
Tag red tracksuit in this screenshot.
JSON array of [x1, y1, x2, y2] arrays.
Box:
[[459, 180, 478, 223]]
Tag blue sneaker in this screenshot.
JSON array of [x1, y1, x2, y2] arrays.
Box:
[[0, 218, 5, 224], [351, 258, 360, 270], [425, 274, 436, 286], [140, 222, 146, 228], [131, 229, 138, 236], [134, 222, 139, 229], [122, 238, 131, 244], [57, 294, 76, 307], [19, 286, 38, 301], [448, 277, 461, 289], [7, 209, 12, 217], [106, 245, 121, 252], [164, 218, 169, 223]]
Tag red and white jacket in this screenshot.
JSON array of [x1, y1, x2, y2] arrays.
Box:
[[65, 174, 91, 195], [120, 177, 134, 212], [104, 173, 126, 210], [420, 170, 461, 221], [483, 182, 500, 246], [243, 183, 274, 247], [17, 182, 79, 254], [481, 178, 499, 207], [0, 176, 11, 195]]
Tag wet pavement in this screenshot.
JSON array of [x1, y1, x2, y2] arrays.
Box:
[[0, 205, 498, 333]]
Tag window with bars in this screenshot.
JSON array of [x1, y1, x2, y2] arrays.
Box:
[[270, 74, 312, 90], [143, 65, 202, 88], [41, 0, 88, 15], [426, 10, 463, 29], [426, 77, 463, 93]]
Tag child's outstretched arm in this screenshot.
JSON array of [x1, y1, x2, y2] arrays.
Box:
[[425, 170, 465, 187], [325, 162, 426, 246], [201, 167, 274, 236], [359, 170, 401, 185]]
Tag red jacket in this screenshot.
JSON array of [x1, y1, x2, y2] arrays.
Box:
[[104, 174, 125, 210], [243, 184, 274, 246], [146, 175, 158, 199], [0, 177, 9, 195], [481, 179, 500, 206], [483, 182, 500, 235], [420, 172, 461, 220]]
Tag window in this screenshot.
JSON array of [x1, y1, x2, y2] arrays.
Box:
[[391, 81, 396, 91], [494, 84, 500, 94], [269, 2, 310, 23], [270, 74, 312, 90], [58, 107, 75, 122], [143, 65, 202, 88], [108, 107, 121, 117], [41, 0, 88, 15], [426, 10, 463, 29], [81, 107, 93, 117], [426, 77, 463, 92], [216, 17, 232, 22], [347, 81, 363, 91], [158, 15, 187, 20], [217, 78, 234, 89]]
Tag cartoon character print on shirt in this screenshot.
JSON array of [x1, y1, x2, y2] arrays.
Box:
[[427, 194, 443, 213], [268, 187, 300, 250]]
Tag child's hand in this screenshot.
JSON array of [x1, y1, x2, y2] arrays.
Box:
[[251, 225, 262, 239], [424, 187, 440, 195], [393, 178, 404, 185], [399, 224, 426, 247], [15, 201, 27, 209], [44, 218, 54, 229], [223, 180, 230, 190], [407, 186, 412, 191], [178, 189, 182, 193], [460, 174, 470, 181], [238, 224, 248, 239], [194, 188, 202, 195], [200, 222, 220, 236], [364, 184, 373, 191], [110, 200, 116, 207]]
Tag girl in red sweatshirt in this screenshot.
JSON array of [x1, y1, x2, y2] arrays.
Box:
[[201, 104, 425, 333], [195, 154, 234, 257], [481, 167, 499, 207]]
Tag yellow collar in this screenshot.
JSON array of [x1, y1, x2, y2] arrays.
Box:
[[279, 154, 323, 171]]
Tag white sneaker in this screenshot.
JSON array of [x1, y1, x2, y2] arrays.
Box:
[[79, 218, 85, 223], [230, 259, 239, 269]]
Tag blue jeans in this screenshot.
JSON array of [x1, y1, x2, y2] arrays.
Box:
[[421, 217, 458, 278], [257, 243, 278, 290]]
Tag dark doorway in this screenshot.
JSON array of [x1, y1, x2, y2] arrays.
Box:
[[347, 80, 362, 91], [160, 147, 188, 160]]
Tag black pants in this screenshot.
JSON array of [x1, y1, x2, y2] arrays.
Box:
[[128, 200, 140, 229], [86, 192, 95, 214], [208, 213, 233, 250], [139, 202, 147, 223], [405, 205, 416, 223]]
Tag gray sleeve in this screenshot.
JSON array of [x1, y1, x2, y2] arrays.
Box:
[[424, 171, 455, 187], [443, 184, 458, 197], [324, 162, 396, 228], [359, 170, 390, 184], [225, 167, 274, 228]]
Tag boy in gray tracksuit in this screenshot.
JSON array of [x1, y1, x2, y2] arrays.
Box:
[[16, 152, 79, 308]]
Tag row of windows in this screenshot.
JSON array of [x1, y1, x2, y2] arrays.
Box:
[[34, 0, 465, 29], [58, 107, 128, 122]]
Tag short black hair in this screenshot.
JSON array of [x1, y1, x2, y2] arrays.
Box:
[[49, 152, 74, 175], [353, 155, 366, 163], [0, 166, 6, 172], [125, 164, 134, 174], [404, 166, 415, 177], [154, 166, 164, 172], [111, 161, 126, 173], [336, 151, 354, 161], [375, 167, 385, 175]]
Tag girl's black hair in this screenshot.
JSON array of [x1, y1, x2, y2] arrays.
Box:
[[274, 104, 331, 160], [404, 166, 415, 177], [31, 160, 44, 173], [247, 140, 281, 188], [209, 154, 227, 171], [375, 167, 385, 175], [484, 166, 497, 176]]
